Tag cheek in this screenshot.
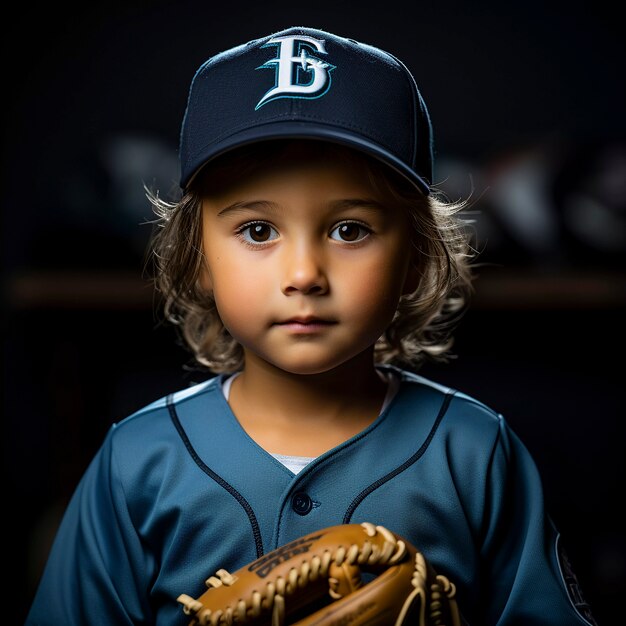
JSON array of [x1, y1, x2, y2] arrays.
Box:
[[345, 251, 409, 304], [208, 253, 270, 328]]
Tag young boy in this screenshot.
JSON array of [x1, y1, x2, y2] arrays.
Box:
[[26, 26, 597, 625]]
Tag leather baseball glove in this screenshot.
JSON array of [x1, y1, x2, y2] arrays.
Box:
[[177, 522, 463, 625]]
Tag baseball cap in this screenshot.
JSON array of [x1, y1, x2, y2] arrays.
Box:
[[179, 26, 434, 195]]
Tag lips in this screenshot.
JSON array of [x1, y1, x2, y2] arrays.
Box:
[[276, 316, 335, 325], [274, 316, 337, 332]]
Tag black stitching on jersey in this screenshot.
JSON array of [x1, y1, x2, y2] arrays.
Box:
[[166, 394, 264, 558], [343, 390, 455, 523]]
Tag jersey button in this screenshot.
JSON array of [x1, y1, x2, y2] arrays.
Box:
[[291, 492, 313, 515]]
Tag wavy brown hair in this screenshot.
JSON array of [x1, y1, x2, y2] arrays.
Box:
[[146, 139, 475, 373]]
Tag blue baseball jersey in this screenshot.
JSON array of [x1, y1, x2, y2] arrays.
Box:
[[25, 366, 596, 625]]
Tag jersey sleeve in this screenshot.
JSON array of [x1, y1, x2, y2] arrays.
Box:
[[478, 415, 597, 626], [25, 425, 156, 625]]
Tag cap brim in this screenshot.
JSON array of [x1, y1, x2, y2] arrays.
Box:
[[182, 121, 431, 195]]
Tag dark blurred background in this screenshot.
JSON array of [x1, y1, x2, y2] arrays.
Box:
[[2, 2, 624, 624]]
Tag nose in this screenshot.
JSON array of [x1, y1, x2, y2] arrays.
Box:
[[280, 240, 329, 296]]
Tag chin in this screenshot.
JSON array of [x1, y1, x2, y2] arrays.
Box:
[[267, 351, 370, 377], [243, 339, 376, 376], [270, 360, 340, 376]]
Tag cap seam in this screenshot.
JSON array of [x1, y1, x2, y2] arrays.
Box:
[[382, 51, 419, 170]]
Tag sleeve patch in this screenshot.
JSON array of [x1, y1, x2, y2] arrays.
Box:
[[555, 534, 599, 626]]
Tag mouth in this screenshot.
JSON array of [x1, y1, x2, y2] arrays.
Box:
[[274, 316, 337, 332]]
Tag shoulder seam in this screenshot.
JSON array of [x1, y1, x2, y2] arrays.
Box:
[[449, 392, 502, 422], [112, 378, 219, 431]]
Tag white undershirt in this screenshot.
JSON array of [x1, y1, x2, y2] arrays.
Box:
[[221, 369, 399, 474]]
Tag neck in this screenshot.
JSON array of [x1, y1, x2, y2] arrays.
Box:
[[226, 349, 390, 457], [232, 349, 386, 424]]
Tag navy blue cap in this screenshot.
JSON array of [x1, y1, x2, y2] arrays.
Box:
[[179, 26, 434, 195]]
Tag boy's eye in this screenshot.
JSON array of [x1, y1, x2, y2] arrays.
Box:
[[330, 222, 371, 243], [238, 222, 278, 244]]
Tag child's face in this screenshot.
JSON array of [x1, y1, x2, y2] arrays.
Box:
[[199, 144, 418, 375]]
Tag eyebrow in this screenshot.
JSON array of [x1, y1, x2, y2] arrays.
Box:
[[216, 198, 386, 217], [217, 200, 276, 217]]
